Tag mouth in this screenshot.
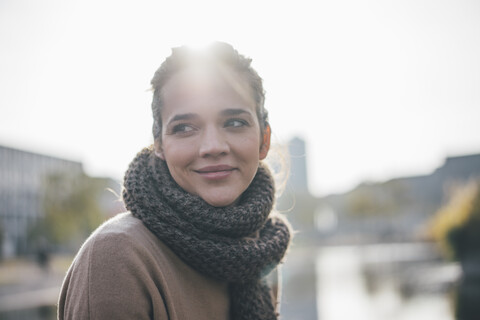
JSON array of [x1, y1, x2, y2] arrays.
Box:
[[194, 165, 236, 180]]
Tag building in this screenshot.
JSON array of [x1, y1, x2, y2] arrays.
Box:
[[0, 145, 83, 257], [317, 153, 480, 244], [287, 137, 309, 193], [277, 137, 319, 320]]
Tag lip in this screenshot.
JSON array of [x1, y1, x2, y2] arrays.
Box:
[[194, 165, 236, 180]]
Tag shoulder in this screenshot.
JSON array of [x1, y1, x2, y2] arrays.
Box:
[[88, 211, 149, 241], [80, 212, 152, 252], [72, 212, 162, 271]]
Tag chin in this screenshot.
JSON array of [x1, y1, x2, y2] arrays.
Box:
[[203, 195, 239, 208]]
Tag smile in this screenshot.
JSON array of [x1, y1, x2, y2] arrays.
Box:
[[195, 165, 236, 180]]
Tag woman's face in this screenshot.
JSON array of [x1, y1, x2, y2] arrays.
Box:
[[156, 67, 270, 207]]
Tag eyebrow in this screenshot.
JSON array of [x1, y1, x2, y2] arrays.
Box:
[[167, 113, 197, 126], [220, 108, 252, 117]]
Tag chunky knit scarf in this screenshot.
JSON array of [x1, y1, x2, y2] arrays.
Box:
[[122, 147, 291, 320]]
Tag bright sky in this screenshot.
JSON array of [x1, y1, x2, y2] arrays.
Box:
[[1, 0, 479, 196]]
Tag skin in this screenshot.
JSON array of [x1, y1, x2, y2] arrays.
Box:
[[155, 67, 270, 207]]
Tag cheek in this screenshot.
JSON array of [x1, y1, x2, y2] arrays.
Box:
[[162, 140, 194, 167], [235, 135, 262, 158]]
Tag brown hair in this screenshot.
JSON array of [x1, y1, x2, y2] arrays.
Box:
[[150, 42, 268, 142]]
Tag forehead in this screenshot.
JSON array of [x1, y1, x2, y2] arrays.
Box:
[[161, 66, 256, 114]]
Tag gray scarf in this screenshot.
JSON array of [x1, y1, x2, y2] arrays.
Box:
[[123, 147, 291, 319]]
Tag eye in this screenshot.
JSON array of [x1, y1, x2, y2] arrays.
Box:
[[225, 119, 249, 128], [171, 124, 195, 134]]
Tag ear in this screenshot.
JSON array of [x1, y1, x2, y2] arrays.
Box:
[[259, 123, 271, 160], [154, 140, 165, 160]]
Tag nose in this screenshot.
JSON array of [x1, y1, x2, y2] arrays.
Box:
[[198, 126, 229, 158]]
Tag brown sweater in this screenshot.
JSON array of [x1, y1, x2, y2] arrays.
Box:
[[58, 212, 230, 320]]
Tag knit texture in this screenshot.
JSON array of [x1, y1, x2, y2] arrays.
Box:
[[123, 147, 291, 320]]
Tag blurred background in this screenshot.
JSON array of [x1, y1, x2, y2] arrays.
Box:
[[1, 0, 479, 319]]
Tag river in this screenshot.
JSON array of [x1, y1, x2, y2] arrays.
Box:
[[315, 243, 458, 320]]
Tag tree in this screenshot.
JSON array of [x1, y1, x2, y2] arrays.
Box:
[[30, 171, 106, 252]]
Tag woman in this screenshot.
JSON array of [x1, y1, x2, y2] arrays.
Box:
[[58, 42, 291, 320]]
